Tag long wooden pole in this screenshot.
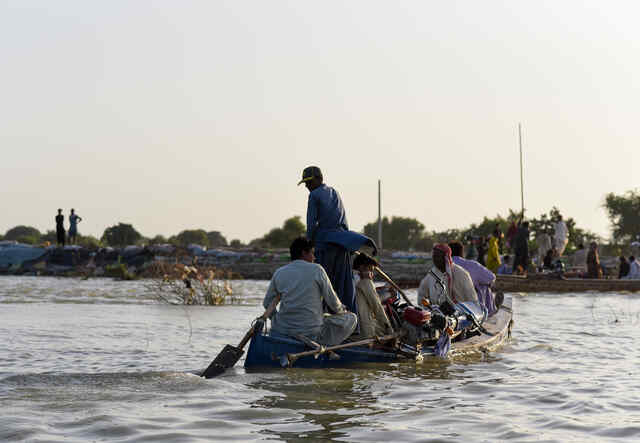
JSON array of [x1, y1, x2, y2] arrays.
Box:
[[377, 179, 382, 251], [518, 123, 524, 217]]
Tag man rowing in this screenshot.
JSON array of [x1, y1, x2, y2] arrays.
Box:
[[262, 237, 357, 346]]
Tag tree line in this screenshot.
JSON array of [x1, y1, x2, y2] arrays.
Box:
[[0, 216, 306, 249], [2, 190, 638, 250]]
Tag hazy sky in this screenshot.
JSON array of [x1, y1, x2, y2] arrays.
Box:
[[2, 1, 638, 243]]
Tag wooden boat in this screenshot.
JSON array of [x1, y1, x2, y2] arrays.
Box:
[[494, 274, 640, 293], [244, 296, 514, 369]]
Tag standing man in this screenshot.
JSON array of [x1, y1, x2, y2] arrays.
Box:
[[553, 215, 569, 256], [299, 166, 372, 313], [68, 209, 83, 245], [512, 221, 530, 274], [55, 209, 65, 247]]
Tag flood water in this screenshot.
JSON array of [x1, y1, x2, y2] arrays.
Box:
[[1, 276, 640, 442]]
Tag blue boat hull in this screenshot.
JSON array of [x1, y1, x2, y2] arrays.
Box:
[[243, 296, 513, 369], [244, 332, 410, 368]]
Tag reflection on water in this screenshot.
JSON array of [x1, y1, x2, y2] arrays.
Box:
[[1, 276, 640, 442]]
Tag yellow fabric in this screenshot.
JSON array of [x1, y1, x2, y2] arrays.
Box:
[[486, 237, 501, 273]]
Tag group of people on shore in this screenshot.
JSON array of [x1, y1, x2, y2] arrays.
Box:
[[54, 208, 83, 247], [471, 216, 639, 280], [261, 166, 502, 349]]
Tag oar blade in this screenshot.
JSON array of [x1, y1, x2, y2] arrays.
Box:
[[201, 344, 244, 379]]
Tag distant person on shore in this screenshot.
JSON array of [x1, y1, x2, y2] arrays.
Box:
[[618, 256, 630, 279], [262, 237, 357, 346], [465, 237, 478, 261], [300, 166, 375, 314], [536, 230, 552, 271], [68, 209, 83, 245], [512, 221, 530, 274], [624, 256, 640, 280], [506, 220, 518, 252], [476, 236, 487, 266], [497, 255, 513, 275], [543, 248, 558, 270], [486, 230, 502, 273], [553, 215, 569, 256], [571, 243, 587, 270], [494, 224, 504, 253], [449, 241, 496, 315], [586, 242, 602, 279], [55, 209, 65, 247]]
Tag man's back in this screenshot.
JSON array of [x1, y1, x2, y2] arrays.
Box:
[[307, 184, 348, 241], [263, 259, 341, 337]]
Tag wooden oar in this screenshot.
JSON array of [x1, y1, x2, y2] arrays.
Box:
[[374, 265, 415, 306], [279, 332, 400, 368], [201, 294, 281, 379]]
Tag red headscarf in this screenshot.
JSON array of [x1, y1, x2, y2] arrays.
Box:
[[433, 243, 457, 303]]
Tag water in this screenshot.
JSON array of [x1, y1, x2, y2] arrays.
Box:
[[1, 276, 640, 442]]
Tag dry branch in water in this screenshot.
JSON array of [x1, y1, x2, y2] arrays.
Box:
[[145, 262, 235, 305]]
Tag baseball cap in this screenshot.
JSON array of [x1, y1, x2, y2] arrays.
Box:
[[297, 166, 323, 185]]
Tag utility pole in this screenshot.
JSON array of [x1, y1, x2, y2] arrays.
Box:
[[519, 123, 525, 218], [377, 179, 382, 251]]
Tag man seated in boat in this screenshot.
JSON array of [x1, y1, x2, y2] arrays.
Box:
[[351, 253, 394, 339], [262, 237, 358, 346], [418, 244, 478, 308]]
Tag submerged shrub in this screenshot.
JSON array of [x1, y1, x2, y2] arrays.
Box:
[[146, 262, 235, 305]]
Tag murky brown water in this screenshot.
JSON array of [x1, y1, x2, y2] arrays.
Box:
[[1, 276, 639, 442]]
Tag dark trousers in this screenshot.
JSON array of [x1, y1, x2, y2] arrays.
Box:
[[513, 248, 528, 273], [56, 228, 65, 247], [315, 243, 355, 314]]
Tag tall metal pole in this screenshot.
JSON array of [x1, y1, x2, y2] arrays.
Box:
[[518, 123, 524, 217], [377, 179, 382, 251]]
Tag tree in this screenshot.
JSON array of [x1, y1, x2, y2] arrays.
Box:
[[148, 235, 168, 245], [101, 223, 142, 247], [206, 231, 228, 247], [604, 190, 640, 243], [258, 216, 306, 248], [4, 226, 41, 243], [41, 230, 57, 244], [230, 239, 243, 248], [76, 235, 102, 249], [174, 229, 209, 247], [363, 216, 425, 251]]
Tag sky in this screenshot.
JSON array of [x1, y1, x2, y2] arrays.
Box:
[[1, 1, 638, 243]]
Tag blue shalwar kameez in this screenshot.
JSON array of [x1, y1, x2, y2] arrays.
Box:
[[306, 184, 375, 313]]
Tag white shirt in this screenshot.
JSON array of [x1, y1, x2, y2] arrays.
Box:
[[554, 221, 569, 254], [418, 266, 450, 307]]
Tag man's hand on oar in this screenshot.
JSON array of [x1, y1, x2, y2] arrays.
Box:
[[201, 294, 281, 379]]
